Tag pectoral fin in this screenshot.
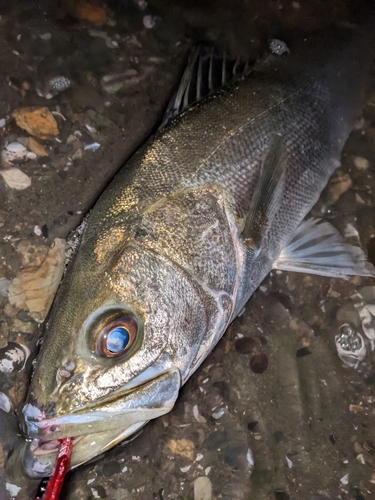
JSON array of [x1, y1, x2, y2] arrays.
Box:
[[274, 218, 375, 278], [242, 134, 287, 248]]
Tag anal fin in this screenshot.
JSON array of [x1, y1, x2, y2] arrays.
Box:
[[242, 134, 287, 248], [274, 218, 375, 278]]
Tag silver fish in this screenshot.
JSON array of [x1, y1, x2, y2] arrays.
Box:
[[19, 23, 375, 477]]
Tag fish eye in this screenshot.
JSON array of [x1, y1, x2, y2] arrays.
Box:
[[95, 315, 138, 358]]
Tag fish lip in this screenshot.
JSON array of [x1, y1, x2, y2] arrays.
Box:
[[23, 366, 181, 441]]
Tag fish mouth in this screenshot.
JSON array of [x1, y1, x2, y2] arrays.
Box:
[[21, 368, 181, 478]]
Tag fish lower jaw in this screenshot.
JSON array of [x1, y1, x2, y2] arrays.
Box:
[[30, 435, 83, 456], [22, 421, 148, 478]]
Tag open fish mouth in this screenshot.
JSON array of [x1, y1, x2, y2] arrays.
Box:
[[30, 436, 83, 456], [22, 422, 148, 478], [21, 368, 181, 478]]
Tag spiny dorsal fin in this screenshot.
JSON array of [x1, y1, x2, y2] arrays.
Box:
[[242, 134, 288, 248], [161, 46, 253, 128]]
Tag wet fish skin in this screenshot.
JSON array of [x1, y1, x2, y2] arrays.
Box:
[[20, 23, 375, 476]]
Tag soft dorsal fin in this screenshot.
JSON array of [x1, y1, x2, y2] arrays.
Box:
[[242, 134, 288, 248], [161, 46, 253, 127]]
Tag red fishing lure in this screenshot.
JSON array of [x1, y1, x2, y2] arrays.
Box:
[[34, 437, 73, 500]]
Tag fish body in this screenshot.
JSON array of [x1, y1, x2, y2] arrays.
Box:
[[20, 23, 374, 477]]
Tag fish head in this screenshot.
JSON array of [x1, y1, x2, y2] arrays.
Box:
[[20, 237, 212, 478]]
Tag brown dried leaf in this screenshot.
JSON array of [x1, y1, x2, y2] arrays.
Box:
[[28, 136, 48, 157], [12, 107, 59, 139], [8, 238, 65, 322]]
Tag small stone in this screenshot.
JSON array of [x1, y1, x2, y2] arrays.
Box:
[[296, 347, 311, 358], [0, 321, 9, 348], [353, 156, 370, 170], [349, 404, 364, 413], [167, 439, 195, 460], [75, 2, 107, 26], [12, 107, 59, 139], [250, 353, 268, 374], [328, 172, 352, 203], [11, 319, 35, 334], [235, 336, 256, 354], [28, 137, 48, 157], [194, 477, 212, 500], [1, 168, 31, 190], [0, 278, 10, 297], [72, 148, 83, 160]]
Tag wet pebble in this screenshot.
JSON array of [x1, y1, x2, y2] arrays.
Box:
[[235, 336, 256, 354], [12, 106, 59, 139], [0, 168, 31, 190], [0, 278, 10, 297], [328, 172, 352, 203], [250, 353, 268, 374], [167, 439, 195, 460], [28, 137, 48, 157], [353, 156, 370, 171], [193, 476, 212, 500]]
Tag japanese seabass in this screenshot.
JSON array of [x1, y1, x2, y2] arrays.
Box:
[[21, 24, 375, 477]]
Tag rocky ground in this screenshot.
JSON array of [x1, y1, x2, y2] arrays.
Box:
[[0, 1, 375, 499]]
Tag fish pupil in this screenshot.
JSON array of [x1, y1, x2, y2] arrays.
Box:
[[107, 327, 130, 353]]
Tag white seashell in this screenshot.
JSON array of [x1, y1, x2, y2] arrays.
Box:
[[270, 39, 290, 55], [0, 342, 30, 373], [335, 323, 368, 369], [84, 142, 100, 151], [143, 15, 155, 29], [26, 151, 37, 160], [1, 168, 31, 190], [0, 392, 11, 412], [5, 484, 21, 497], [1, 141, 28, 163]]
